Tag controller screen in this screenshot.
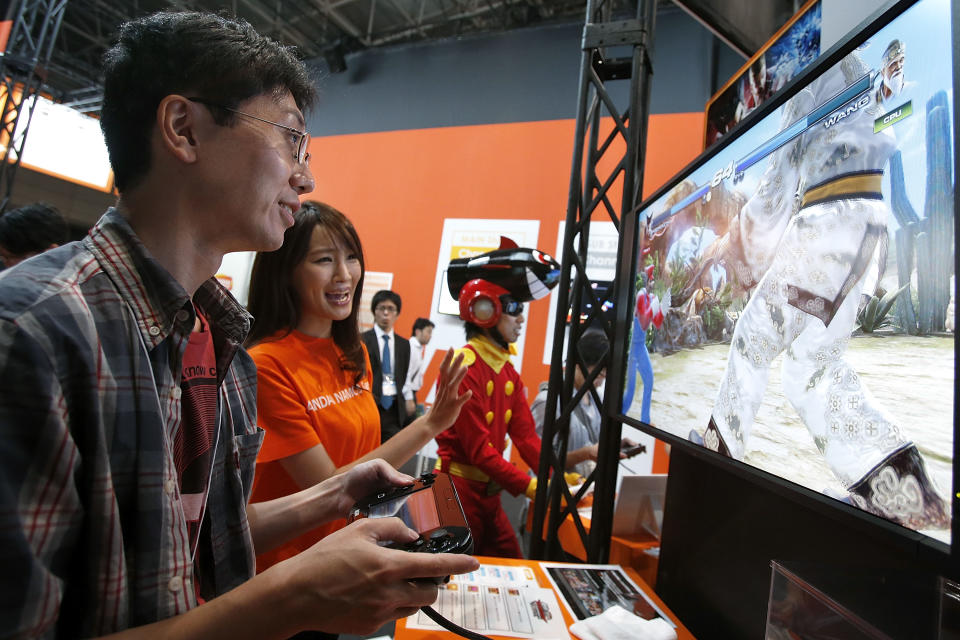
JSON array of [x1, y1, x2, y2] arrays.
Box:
[[368, 487, 441, 532]]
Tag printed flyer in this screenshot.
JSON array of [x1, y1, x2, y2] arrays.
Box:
[[404, 564, 570, 639]]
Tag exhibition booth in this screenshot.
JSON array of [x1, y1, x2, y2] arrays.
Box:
[[2, 0, 955, 637]]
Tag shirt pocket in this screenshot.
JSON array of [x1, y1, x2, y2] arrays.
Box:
[[233, 428, 265, 500]]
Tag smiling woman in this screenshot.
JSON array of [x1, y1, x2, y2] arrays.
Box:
[[244, 201, 472, 575]]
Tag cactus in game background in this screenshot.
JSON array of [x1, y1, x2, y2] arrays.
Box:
[[917, 91, 953, 333], [889, 151, 920, 334], [889, 90, 954, 334]]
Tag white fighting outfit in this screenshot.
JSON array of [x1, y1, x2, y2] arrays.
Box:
[[710, 51, 910, 488]]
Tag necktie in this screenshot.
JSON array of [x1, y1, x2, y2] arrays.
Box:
[[381, 334, 394, 409]]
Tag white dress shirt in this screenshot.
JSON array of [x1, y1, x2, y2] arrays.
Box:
[[373, 325, 398, 398], [404, 336, 428, 401]]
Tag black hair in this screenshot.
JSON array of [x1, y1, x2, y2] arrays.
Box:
[[245, 201, 367, 384], [0, 202, 68, 256], [370, 290, 402, 315], [463, 321, 509, 350], [464, 321, 484, 342], [100, 11, 316, 192], [576, 329, 610, 369], [412, 317, 435, 333]]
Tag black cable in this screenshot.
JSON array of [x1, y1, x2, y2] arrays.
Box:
[[420, 605, 495, 640]]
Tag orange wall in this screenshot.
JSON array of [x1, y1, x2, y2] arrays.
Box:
[[307, 111, 703, 415]]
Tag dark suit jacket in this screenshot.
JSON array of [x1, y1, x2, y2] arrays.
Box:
[[362, 328, 411, 429]]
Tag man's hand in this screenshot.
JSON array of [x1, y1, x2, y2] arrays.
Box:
[[421, 349, 471, 436], [276, 518, 479, 635], [329, 459, 415, 518], [619, 438, 642, 459]]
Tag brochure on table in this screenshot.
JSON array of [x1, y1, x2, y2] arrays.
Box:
[[405, 563, 570, 639], [539, 562, 674, 627]]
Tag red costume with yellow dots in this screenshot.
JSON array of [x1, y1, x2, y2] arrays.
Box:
[[434, 335, 542, 557]]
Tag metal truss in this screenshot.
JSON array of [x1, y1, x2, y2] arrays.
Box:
[[528, 0, 655, 563], [39, 0, 600, 114], [0, 0, 68, 212]]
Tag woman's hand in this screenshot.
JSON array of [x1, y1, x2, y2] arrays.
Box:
[[421, 349, 471, 436]]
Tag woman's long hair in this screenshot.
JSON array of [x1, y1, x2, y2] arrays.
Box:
[[245, 200, 367, 384]]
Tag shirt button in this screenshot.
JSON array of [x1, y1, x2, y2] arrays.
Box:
[[148, 325, 161, 337], [172, 387, 182, 400], [164, 479, 176, 495], [168, 576, 182, 592], [175, 310, 190, 323]]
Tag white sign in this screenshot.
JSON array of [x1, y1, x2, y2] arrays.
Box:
[[8, 94, 113, 191], [428, 218, 541, 376]]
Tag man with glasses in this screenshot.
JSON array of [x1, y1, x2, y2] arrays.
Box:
[[434, 246, 561, 557], [362, 290, 412, 442], [0, 11, 476, 639]]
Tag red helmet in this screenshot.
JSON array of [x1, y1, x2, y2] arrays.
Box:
[[458, 278, 510, 328]]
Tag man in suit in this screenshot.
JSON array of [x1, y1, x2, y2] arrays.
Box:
[[362, 290, 411, 442]]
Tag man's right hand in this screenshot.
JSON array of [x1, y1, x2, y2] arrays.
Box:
[[274, 517, 479, 635]]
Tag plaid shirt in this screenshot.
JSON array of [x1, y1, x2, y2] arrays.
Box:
[[0, 209, 262, 638]]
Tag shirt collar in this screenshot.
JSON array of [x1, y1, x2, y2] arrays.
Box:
[[374, 325, 393, 341], [84, 208, 251, 355], [468, 334, 517, 374]]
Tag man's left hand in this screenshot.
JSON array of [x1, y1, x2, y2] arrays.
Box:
[[331, 459, 415, 518]]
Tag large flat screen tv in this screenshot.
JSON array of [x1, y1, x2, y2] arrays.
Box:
[[619, 0, 955, 555]]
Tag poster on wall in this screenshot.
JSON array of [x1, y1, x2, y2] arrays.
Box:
[[428, 219, 541, 375], [704, 0, 822, 148], [216, 251, 256, 306]]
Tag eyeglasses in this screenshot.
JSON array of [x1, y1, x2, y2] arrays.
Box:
[[500, 297, 524, 316], [375, 305, 398, 314], [188, 97, 311, 165]]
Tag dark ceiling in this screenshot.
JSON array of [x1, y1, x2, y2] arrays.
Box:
[[27, 0, 795, 113]]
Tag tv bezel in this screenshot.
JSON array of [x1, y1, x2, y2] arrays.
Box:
[[609, 0, 958, 568]]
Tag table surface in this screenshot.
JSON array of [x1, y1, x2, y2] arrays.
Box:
[[394, 555, 695, 640]]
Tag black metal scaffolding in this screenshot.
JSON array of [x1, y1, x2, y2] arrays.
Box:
[[528, 0, 656, 563], [0, 0, 68, 212]]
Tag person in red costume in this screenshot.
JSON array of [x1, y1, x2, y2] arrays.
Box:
[[435, 240, 560, 557]]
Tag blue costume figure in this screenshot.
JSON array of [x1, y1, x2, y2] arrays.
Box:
[[623, 316, 653, 423], [622, 265, 661, 423]]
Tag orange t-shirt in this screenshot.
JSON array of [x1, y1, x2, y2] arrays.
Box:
[[248, 330, 380, 571]]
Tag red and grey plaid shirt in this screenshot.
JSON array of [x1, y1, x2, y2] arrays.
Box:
[[0, 209, 262, 637]]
